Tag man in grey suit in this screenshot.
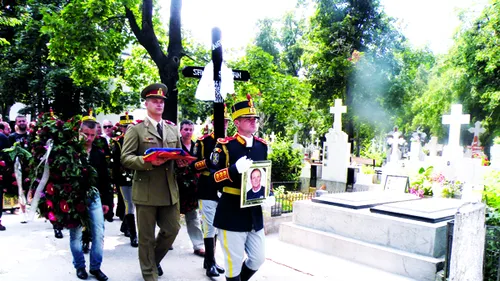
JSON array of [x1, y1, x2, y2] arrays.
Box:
[[121, 83, 181, 281]]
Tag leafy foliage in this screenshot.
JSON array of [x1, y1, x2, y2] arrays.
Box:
[[268, 137, 303, 184]]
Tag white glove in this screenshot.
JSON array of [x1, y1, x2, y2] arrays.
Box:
[[235, 156, 253, 174]]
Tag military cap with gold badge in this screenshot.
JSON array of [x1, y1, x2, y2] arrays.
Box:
[[140, 83, 168, 99], [231, 94, 259, 119], [119, 112, 134, 125], [81, 108, 97, 122]]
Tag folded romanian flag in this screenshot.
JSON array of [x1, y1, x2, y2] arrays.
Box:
[[143, 148, 197, 162]]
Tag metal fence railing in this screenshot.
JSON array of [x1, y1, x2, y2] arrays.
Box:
[[270, 192, 315, 217]]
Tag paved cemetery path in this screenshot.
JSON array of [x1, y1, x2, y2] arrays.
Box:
[[0, 211, 415, 281]]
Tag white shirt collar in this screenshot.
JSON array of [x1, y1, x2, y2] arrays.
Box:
[[240, 134, 253, 148], [147, 116, 162, 128]]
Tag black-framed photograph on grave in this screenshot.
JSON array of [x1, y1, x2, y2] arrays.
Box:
[[384, 175, 410, 193], [240, 160, 272, 208]]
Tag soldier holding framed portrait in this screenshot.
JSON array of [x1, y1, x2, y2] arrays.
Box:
[[210, 94, 270, 281]]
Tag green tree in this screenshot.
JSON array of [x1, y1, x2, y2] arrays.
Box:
[[307, 0, 406, 146]]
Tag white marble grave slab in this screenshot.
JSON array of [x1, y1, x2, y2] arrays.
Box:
[[371, 198, 464, 223], [312, 191, 420, 209]]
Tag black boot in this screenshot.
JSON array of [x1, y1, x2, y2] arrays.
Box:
[[125, 214, 138, 248], [240, 262, 257, 281], [120, 219, 130, 237], [203, 238, 220, 277], [213, 235, 225, 274], [226, 276, 240, 281]]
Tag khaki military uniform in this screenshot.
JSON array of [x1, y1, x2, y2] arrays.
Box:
[[121, 117, 181, 281]]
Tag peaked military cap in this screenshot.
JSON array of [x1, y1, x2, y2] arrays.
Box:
[[141, 83, 168, 99], [81, 108, 97, 122], [231, 94, 259, 120], [119, 112, 134, 125]]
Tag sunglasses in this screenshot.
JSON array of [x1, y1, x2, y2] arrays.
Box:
[[103, 125, 113, 129]]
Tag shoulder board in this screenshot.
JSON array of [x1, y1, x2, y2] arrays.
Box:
[[134, 120, 144, 125], [164, 120, 176, 126], [217, 136, 235, 144], [254, 136, 268, 145], [198, 133, 212, 141]]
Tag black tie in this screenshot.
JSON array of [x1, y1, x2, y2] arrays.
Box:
[[156, 123, 163, 139]]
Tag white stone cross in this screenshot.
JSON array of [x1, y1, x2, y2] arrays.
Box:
[[195, 117, 202, 126], [468, 121, 485, 146], [270, 131, 276, 143], [442, 104, 470, 148], [315, 138, 320, 148], [329, 99, 347, 133]]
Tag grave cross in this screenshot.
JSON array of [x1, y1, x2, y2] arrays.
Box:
[[195, 117, 202, 126], [329, 99, 347, 133], [442, 104, 470, 148], [468, 121, 485, 146], [270, 131, 276, 143], [181, 28, 250, 139], [309, 127, 316, 144]]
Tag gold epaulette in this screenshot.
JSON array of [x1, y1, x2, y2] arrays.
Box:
[[254, 136, 268, 145], [217, 136, 235, 145], [198, 133, 213, 141]]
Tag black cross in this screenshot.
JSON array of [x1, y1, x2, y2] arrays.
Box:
[[181, 28, 250, 140]]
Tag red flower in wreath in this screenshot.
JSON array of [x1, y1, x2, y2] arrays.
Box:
[[0, 160, 5, 167], [46, 200, 54, 209], [46, 182, 55, 195], [12, 181, 17, 186], [63, 183, 72, 193], [59, 200, 69, 213], [76, 203, 86, 213], [48, 211, 57, 222], [0, 175, 3, 181]]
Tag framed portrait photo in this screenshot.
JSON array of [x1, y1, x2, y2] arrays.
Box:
[[240, 160, 272, 208]]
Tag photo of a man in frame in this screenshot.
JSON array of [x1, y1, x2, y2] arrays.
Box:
[[246, 168, 266, 200]]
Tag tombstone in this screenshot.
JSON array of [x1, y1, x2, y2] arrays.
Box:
[[426, 136, 439, 157], [322, 99, 350, 183], [269, 131, 276, 144], [312, 192, 419, 209], [386, 127, 406, 163], [410, 128, 427, 161], [448, 202, 485, 281], [291, 120, 304, 151], [442, 104, 470, 161]]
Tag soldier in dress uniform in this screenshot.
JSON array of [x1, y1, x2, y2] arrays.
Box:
[[192, 109, 231, 277], [111, 112, 138, 247], [121, 83, 181, 281], [210, 94, 268, 281]]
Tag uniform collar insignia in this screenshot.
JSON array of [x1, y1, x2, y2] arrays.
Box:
[[235, 133, 246, 146]]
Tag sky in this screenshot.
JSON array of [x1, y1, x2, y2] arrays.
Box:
[[159, 0, 490, 55]]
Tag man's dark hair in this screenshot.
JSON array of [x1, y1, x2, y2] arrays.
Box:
[[81, 120, 97, 130], [15, 115, 26, 121], [180, 120, 194, 130]]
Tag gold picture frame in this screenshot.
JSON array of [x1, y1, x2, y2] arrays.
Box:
[[240, 160, 272, 208]]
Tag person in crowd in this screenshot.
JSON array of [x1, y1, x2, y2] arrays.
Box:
[[0, 122, 10, 231], [176, 120, 205, 257], [111, 113, 138, 247], [70, 116, 112, 281], [8, 115, 29, 148], [211, 95, 268, 281], [121, 83, 181, 281], [102, 120, 113, 144], [192, 111, 231, 277]]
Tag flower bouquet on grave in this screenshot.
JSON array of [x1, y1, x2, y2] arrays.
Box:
[[408, 166, 435, 198], [143, 148, 197, 162], [28, 112, 98, 229]]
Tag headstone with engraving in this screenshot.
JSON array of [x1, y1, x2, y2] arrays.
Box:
[[322, 99, 350, 183], [448, 202, 485, 281], [386, 127, 406, 163]]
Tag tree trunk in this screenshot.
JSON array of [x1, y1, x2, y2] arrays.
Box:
[[125, 0, 183, 123]]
